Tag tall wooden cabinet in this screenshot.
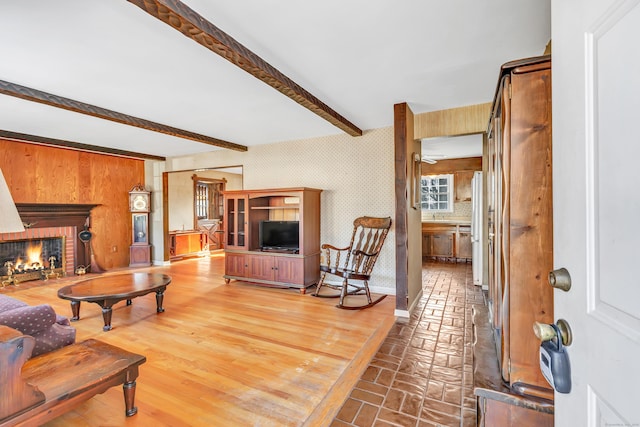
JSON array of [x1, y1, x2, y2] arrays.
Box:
[[222, 188, 322, 293], [474, 55, 554, 425]]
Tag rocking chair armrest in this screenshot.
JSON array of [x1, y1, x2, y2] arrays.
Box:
[[352, 248, 380, 258], [321, 244, 350, 252]]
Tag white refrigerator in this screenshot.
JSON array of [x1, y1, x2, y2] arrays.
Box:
[[471, 171, 484, 288]]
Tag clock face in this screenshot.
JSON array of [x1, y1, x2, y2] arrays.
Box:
[[131, 193, 149, 211]]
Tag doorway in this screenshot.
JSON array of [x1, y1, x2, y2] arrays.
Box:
[[420, 135, 483, 272], [162, 166, 243, 262]]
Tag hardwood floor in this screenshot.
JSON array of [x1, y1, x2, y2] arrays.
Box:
[[1, 253, 396, 426]]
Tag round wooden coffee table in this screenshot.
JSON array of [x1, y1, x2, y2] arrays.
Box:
[[58, 273, 171, 331]]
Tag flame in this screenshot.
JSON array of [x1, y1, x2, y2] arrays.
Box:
[[11, 242, 45, 272], [3, 239, 63, 278], [26, 242, 43, 264]]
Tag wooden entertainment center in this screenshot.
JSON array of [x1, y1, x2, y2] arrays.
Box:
[[222, 187, 322, 293]]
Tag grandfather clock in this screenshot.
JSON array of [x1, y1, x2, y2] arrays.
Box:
[[129, 184, 152, 267]]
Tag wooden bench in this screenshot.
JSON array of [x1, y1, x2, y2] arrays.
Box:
[[0, 325, 146, 426]]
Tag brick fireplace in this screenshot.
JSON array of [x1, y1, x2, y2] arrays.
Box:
[[0, 203, 99, 282]]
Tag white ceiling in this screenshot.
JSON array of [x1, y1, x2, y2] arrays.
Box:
[[422, 134, 483, 161], [0, 1, 550, 159]]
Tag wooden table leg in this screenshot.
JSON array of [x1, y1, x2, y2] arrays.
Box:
[[123, 380, 138, 416], [100, 307, 112, 331], [70, 301, 81, 321], [155, 288, 165, 313]]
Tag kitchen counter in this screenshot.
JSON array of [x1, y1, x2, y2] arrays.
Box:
[[168, 230, 208, 260], [169, 229, 204, 234], [422, 220, 472, 260], [422, 219, 471, 225]]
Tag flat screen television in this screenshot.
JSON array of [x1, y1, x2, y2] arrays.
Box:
[[259, 221, 299, 251]]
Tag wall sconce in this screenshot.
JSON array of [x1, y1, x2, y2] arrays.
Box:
[[0, 168, 25, 233]]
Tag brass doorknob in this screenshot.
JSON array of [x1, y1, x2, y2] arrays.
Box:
[[533, 319, 573, 346], [533, 322, 557, 342], [549, 268, 571, 292]]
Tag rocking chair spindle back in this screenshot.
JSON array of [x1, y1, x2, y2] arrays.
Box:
[[314, 216, 391, 309]]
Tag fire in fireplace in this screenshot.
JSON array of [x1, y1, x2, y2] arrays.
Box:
[[0, 203, 100, 285], [1, 237, 65, 284]]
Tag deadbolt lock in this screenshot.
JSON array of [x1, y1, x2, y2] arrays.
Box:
[[549, 267, 571, 292]]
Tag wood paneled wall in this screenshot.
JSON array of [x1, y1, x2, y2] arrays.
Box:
[[414, 103, 492, 139], [421, 157, 482, 175], [0, 140, 145, 269]]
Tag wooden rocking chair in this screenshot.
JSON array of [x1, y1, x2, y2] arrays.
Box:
[[313, 216, 392, 309]]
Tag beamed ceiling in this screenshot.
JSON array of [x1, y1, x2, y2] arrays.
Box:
[[0, 1, 551, 160]]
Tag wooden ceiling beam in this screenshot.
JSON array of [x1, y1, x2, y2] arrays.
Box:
[[127, 0, 363, 137], [0, 130, 167, 161], [0, 80, 248, 152]]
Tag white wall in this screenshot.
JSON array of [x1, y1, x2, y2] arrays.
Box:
[[145, 160, 164, 266], [162, 127, 397, 293]]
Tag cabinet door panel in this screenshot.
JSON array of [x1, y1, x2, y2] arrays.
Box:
[[175, 235, 188, 255], [225, 252, 247, 277], [457, 231, 472, 259], [455, 171, 475, 201], [225, 195, 248, 250], [236, 196, 247, 248], [188, 233, 202, 253], [175, 233, 200, 255], [130, 245, 151, 266], [274, 257, 304, 284], [432, 234, 453, 257], [247, 255, 275, 281]]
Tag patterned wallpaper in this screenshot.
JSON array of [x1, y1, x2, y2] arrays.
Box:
[[161, 127, 397, 293]]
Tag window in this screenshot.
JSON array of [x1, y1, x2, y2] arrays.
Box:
[[195, 182, 210, 219], [192, 175, 226, 223], [421, 174, 454, 212]]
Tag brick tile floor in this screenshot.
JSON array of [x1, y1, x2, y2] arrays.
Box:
[[331, 260, 485, 427]]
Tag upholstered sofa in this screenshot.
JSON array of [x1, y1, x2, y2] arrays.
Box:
[[0, 294, 76, 357]]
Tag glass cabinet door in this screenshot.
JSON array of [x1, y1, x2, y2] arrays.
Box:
[[226, 198, 235, 247], [225, 195, 248, 250], [237, 197, 245, 247]]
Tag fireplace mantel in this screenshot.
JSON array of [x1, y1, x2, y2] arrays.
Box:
[[16, 203, 100, 224], [14, 203, 101, 271]]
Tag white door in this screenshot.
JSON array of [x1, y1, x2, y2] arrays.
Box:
[[552, 0, 640, 425]]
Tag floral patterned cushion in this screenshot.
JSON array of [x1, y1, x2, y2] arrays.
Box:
[[0, 304, 58, 336], [0, 294, 76, 357]]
